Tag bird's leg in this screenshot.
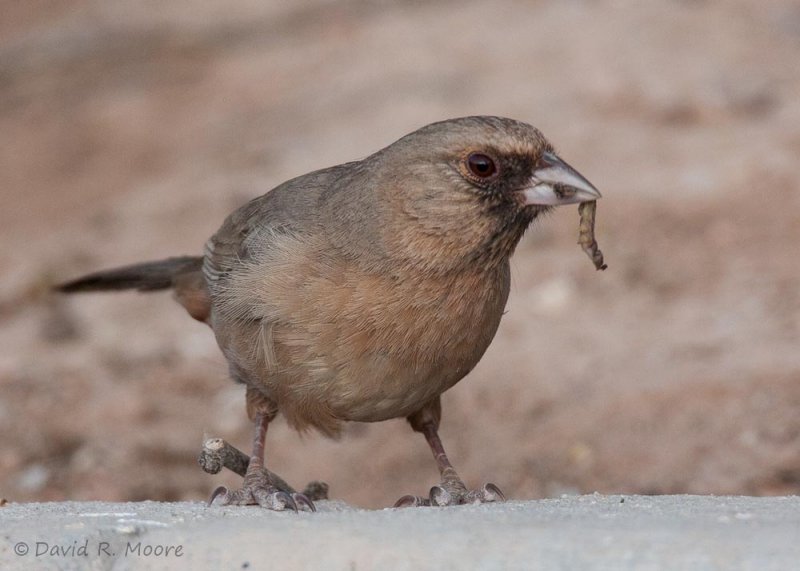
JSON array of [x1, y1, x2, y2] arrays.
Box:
[[394, 398, 505, 507], [208, 406, 315, 512]]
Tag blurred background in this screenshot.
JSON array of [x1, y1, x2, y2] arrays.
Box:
[[1, 0, 799, 507]]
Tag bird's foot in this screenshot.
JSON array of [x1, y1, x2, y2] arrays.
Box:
[[394, 481, 505, 508], [208, 459, 315, 512]]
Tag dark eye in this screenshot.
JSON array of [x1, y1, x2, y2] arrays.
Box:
[[466, 153, 497, 179]]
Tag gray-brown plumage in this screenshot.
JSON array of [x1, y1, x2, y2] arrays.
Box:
[[58, 116, 602, 510]]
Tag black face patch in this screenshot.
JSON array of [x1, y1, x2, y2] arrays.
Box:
[[460, 151, 536, 204]]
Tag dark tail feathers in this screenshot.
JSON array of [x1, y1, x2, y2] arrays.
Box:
[[57, 256, 203, 293]]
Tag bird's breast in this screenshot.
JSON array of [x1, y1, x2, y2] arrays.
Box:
[[263, 261, 511, 425]]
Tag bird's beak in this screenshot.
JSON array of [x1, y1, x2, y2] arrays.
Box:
[[519, 152, 601, 206]]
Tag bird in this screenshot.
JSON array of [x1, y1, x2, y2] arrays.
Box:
[[58, 116, 602, 511]]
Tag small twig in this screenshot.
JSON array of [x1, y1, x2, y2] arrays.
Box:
[[198, 437, 329, 500], [198, 438, 250, 478], [578, 201, 607, 271]]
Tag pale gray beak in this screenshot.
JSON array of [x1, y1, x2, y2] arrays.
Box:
[[519, 152, 601, 206]]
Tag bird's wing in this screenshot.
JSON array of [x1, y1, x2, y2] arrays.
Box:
[[202, 196, 280, 293], [202, 164, 350, 314]]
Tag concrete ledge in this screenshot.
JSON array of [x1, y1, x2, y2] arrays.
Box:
[[2, 495, 799, 570]]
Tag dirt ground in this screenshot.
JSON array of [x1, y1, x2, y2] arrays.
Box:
[[1, 0, 799, 508]]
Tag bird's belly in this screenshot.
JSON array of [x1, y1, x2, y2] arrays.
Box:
[[266, 295, 502, 427], [324, 353, 473, 422]]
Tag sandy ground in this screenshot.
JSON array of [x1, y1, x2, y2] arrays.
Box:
[[3, 496, 800, 570], [1, 0, 799, 509]]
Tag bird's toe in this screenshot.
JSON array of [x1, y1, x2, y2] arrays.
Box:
[[208, 464, 316, 512], [464, 482, 505, 504], [293, 492, 317, 512], [394, 481, 505, 508], [393, 494, 431, 508]]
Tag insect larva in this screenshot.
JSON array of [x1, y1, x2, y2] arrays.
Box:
[[578, 200, 607, 271]]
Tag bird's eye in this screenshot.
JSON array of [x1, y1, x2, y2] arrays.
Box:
[[466, 153, 497, 179]]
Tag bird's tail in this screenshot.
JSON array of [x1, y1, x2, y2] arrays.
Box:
[[57, 256, 204, 293]]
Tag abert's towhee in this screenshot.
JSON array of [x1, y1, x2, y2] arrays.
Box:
[[59, 116, 602, 510]]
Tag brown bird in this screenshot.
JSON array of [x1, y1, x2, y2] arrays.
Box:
[[58, 116, 601, 511]]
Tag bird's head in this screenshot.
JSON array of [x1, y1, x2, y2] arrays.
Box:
[[341, 116, 601, 273], [388, 115, 600, 210]]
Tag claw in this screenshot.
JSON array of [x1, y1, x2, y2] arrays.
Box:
[[430, 485, 453, 507], [394, 494, 430, 508], [293, 493, 317, 512], [278, 491, 298, 513], [464, 483, 505, 504], [208, 486, 229, 506], [482, 483, 505, 502], [252, 488, 296, 512]]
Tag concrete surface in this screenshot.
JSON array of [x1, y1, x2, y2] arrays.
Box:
[[1, 495, 799, 570]]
